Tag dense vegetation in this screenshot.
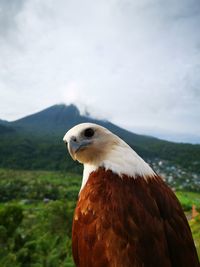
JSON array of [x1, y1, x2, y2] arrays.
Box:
[[0, 131, 200, 175], [0, 169, 81, 267], [0, 135, 81, 173], [0, 169, 199, 266]]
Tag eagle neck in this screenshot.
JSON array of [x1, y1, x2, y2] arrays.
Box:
[[80, 142, 155, 192], [81, 164, 97, 192]]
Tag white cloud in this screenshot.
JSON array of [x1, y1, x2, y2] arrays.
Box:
[[0, 0, 200, 142]]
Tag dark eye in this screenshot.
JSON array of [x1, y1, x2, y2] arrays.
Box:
[[84, 128, 94, 138]]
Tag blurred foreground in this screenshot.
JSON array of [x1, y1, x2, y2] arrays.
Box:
[[0, 169, 199, 266]]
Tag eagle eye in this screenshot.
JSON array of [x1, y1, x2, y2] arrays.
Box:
[[84, 128, 94, 138]]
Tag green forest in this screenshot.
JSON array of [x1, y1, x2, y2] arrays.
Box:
[[0, 169, 200, 267], [0, 169, 79, 267]]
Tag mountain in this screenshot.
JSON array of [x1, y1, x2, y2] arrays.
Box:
[[0, 119, 9, 125], [0, 104, 200, 177], [2, 104, 159, 151], [0, 124, 16, 134], [10, 104, 158, 144], [12, 104, 82, 135]]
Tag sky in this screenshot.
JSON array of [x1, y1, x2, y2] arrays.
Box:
[[0, 0, 200, 143]]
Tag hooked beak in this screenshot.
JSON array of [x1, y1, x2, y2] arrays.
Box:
[[67, 138, 92, 160]]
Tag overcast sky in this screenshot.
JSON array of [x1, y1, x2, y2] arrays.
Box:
[[0, 0, 200, 143]]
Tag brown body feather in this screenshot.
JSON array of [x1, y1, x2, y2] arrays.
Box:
[[72, 168, 199, 267]]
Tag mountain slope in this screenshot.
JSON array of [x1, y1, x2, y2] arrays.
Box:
[[0, 104, 200, 175], [11, 104, 158, 143], [12, 104, 82, 135], [0, 124, 16, 135]]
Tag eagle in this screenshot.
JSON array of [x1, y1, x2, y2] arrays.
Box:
[[63, 123, 199, 267]]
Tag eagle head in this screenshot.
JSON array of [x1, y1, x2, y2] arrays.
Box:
[[63, 123, 119, 164], [63, 123, 155, 185]]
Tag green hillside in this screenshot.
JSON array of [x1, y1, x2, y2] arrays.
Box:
[[0, 169, 78, 267], [0, 169, 199, 267]]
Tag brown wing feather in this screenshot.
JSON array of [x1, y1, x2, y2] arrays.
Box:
[[72, 168, 200, 267], [148, 176, 200, 267]]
